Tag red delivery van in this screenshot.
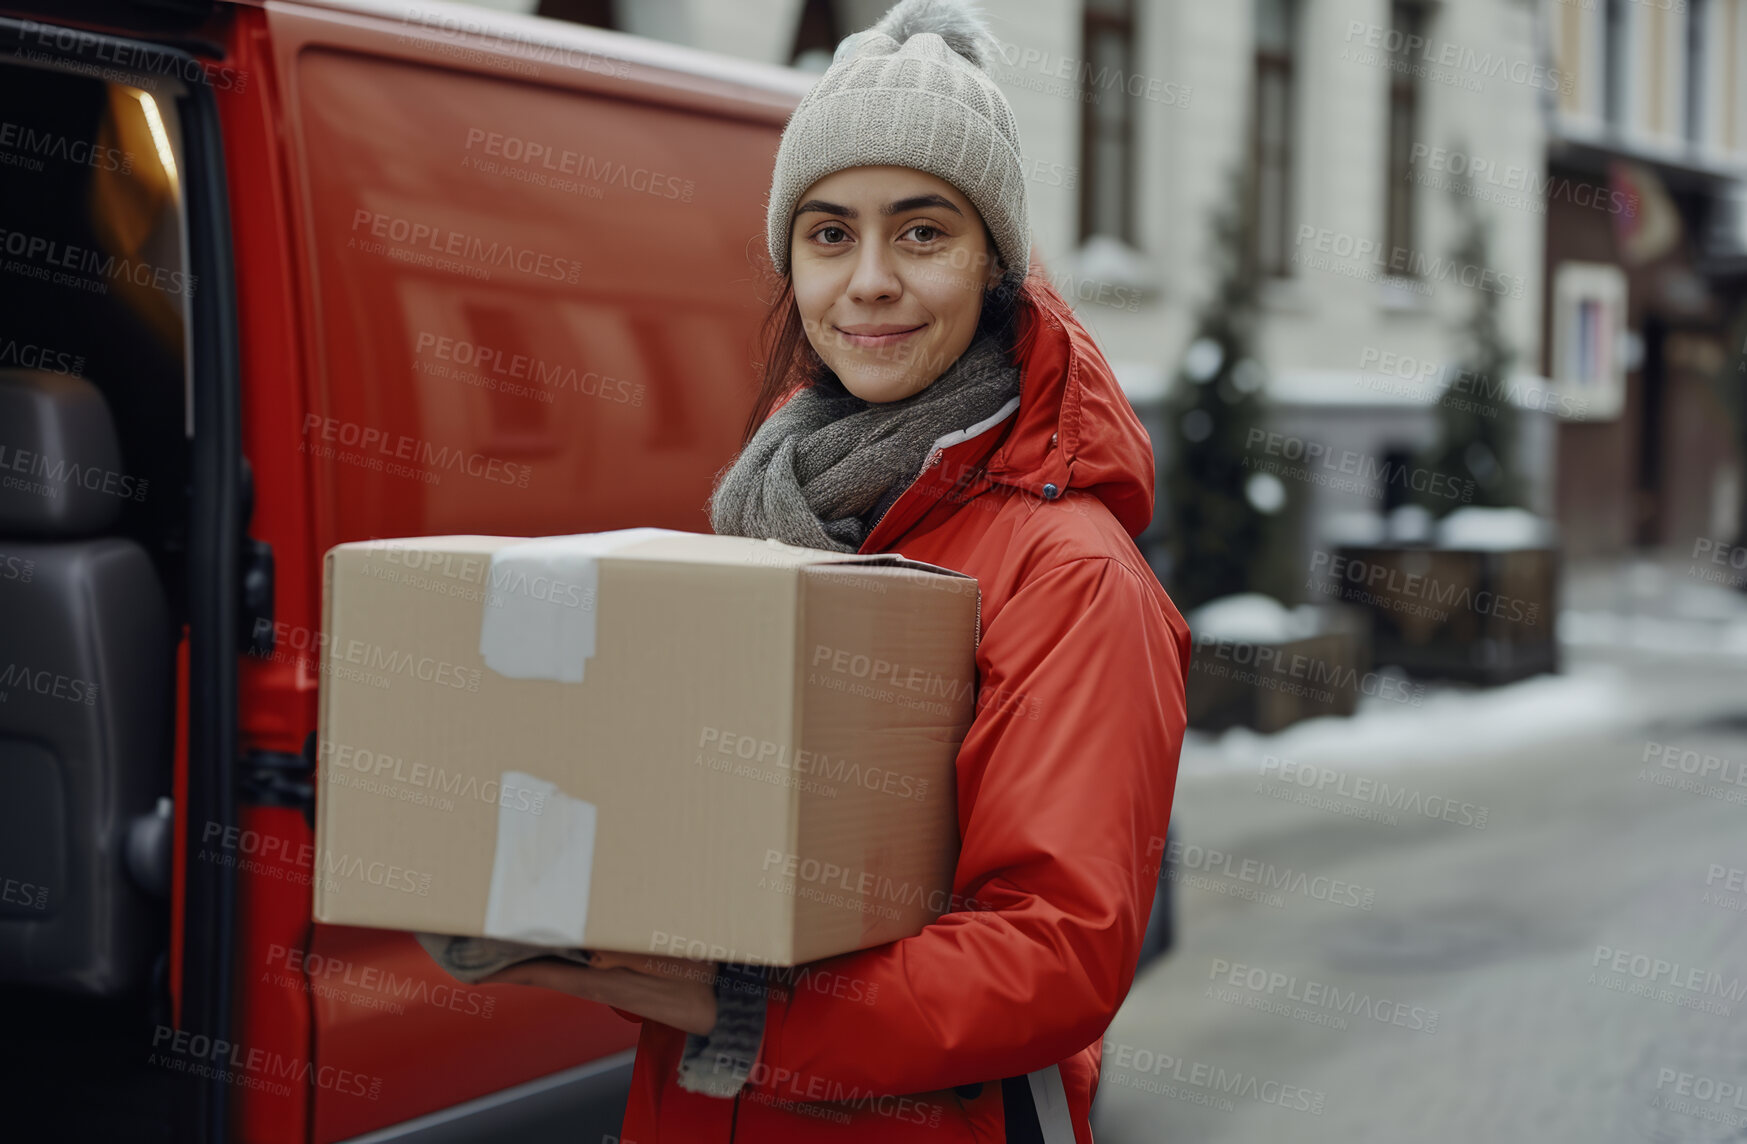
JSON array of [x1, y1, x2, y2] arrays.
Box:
[[0, 1, 811, 1140]]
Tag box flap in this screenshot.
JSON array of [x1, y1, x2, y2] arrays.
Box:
[[341, 531, 974, 581], [820, 554, 974, 580]]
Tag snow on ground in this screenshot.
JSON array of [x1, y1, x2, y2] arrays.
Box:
[[1177, 662, 1644, 777], [1560, 562, 1747, 658], [1560, 609, 1747, 658]]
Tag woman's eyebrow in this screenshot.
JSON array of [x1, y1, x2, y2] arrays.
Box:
[[793, 194, 965, 219]]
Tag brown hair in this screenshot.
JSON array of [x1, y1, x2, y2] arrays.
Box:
[[738, 230, 1042, 449]]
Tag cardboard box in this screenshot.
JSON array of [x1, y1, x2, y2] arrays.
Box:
[[312, 528, 980, 966]]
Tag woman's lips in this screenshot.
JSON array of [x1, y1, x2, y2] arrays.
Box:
[[835, 324, 925, 350]]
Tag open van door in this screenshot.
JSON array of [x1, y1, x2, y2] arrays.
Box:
[[0, 7, 241, 1142]]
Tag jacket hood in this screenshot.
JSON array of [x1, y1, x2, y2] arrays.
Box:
[[983, 277, 1155, 537]]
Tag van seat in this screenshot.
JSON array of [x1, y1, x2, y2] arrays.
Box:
[[0, 369, 173, 996]]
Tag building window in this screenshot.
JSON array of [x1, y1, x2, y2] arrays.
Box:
[[1251, 0, 1297, 277], [1686, 0, 1710, 144], [1557, 0, 1583, 116], [1551, 261, 1628, 421], [1384, 1, 1425, 269], [791, 0, 844, 72], [1604, 0, 1627, 128], [535, 0, 617, 29], [1080, 0, 1138, 243]]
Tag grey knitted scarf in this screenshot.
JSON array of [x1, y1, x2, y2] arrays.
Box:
[[709, 334, 1020, 552]]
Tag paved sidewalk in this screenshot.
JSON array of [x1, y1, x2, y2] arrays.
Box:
[[1093, 553, 1747, 1143]]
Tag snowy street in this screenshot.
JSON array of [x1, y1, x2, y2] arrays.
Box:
[[1094, 559, 1747, 1143]]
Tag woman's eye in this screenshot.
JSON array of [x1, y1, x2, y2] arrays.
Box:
[[905, 224, 941, 243], [816, 225, 850, 244]]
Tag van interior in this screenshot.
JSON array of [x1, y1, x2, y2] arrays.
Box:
[[0, 58, 193, 1141]]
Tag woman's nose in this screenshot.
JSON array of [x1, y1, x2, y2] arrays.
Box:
[[846, 242, 901, 304]]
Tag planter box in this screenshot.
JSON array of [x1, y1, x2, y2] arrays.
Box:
[[1186, 620, 1369, 734], [1325, 545, 1558, 686]]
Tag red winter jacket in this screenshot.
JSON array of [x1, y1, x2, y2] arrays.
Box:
[[615, 276, 1190, 1142]]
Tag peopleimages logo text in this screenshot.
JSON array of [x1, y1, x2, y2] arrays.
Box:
[[1293, 225, 1524, 297], [463, 129, 694, 201], [413, 332, 644, 406], [349, 210, 582, 284], [0, 122, 132, 173], [300, 415, 531, 489], [0, 442, 148, 501], [1246, 430, 1475, 503], [11, 21, 248, 91], [1342, 21, 1573, 94], [1407, 145, 1636, 218], [320, 739, 548, 814], [0, 227, 197, 297], [150, 1027, 380, 1100], [0, 337, 84, 377], [0, 663, 99, 705]]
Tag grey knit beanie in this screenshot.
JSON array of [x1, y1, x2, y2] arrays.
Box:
[[765, 0, 1031, 289]]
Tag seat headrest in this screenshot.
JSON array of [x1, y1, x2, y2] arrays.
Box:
[[0, 370, 131, 537]]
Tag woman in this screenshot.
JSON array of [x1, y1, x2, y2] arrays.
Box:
[[483, 1, 1190, 1139]]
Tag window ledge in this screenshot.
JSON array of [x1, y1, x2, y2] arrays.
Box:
[[1053, 234, 1162, 313], [1376, 276, 1432, 313], [1259, 276, 1311, 314]]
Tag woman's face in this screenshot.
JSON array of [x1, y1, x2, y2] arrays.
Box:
[[789, 166, 1004, 404]]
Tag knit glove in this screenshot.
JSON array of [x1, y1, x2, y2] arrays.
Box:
[[414, 932, 595, 984], [676, 962, 770, 1098], [419, 935, 769, 1097]]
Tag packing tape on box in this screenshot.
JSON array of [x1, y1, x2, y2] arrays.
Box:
[[483, 771, 598, 946], [478, 527, 681, 683]]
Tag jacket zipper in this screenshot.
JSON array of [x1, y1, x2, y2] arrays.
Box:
[[862, 445, 997, 653], [862, 448, 992, 647], [860, 449, 943, 553]]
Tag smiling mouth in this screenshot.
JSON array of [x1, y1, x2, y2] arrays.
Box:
[[835, 325, 926, 349]]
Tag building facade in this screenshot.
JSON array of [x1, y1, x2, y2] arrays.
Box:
[[464, 0, 1744, 571], [1540, 0, 1747, 558]]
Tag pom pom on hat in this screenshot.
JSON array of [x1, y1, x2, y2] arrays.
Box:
[[856, 0, 999, 69]]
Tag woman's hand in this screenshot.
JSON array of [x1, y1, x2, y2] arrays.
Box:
[[480, 951, 719, 1036]]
